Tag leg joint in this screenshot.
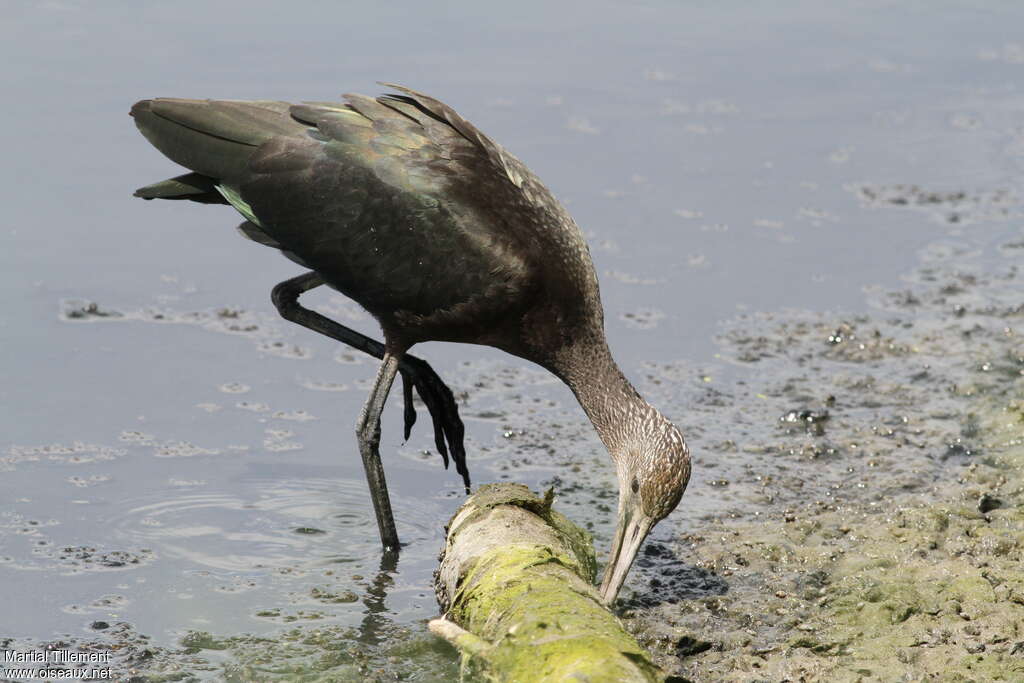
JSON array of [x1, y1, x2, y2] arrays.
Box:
[[271, 272, 322, 317], [271, 279, 298, 316], [355, 408, 376, 442]]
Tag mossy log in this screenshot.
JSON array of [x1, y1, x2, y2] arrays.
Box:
[[429, 483, 674, 682]]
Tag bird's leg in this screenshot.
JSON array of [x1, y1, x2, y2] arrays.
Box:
[[356, 352, 401, 551], [271, 272, 471, 491], [272, 272, 383, 358]]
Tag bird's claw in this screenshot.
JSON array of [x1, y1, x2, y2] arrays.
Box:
[[401, 372, 417, 441], [399, 356, 470, 492]]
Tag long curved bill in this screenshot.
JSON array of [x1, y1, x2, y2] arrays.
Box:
[[599, 507, 654, 605]]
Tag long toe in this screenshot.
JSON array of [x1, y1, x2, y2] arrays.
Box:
[[400, 372, 418, 441], [401, 356, 469, 489]]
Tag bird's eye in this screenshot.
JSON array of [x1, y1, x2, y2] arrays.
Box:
[[631, 477, 639, 494]]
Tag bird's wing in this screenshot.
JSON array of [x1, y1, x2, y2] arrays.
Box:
[[232, 91, 537, 329], [131, 88, 548, 331], [375, 83, 526, 188]]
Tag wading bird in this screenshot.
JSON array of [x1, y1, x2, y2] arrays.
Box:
[[131, 84, 690, 604]]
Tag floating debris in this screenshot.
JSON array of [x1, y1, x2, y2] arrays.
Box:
[[620, 308, 666, 330], [60, 301, 123, 320]]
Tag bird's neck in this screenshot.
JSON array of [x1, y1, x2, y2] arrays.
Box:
[[553, 336, 649, 456]]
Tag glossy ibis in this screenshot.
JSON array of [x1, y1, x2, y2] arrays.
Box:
[[130, 84, 691, 604]]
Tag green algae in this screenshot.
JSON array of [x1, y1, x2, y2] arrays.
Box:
[[180, 624, 459, 682], [445, 483, 600, 584], [33, 620, 461, 682], [181, 631, 232, 652], [436, 484, 673, 682]]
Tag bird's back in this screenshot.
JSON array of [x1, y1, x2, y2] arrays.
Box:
[[132, 86, 602, 359]]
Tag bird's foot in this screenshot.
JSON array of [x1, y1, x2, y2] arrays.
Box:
[[398, 355, 469, 492]]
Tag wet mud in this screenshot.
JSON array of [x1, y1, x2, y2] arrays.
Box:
[[620, 227, 1024, 680]]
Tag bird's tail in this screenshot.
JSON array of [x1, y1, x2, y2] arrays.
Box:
[[133, 172, 227, 204], [130, 98, 294, 184]]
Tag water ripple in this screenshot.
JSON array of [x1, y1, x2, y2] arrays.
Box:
[[110, 478, 444, 573]]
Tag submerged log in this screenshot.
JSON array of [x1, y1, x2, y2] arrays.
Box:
[[429, 483, 674, 682]]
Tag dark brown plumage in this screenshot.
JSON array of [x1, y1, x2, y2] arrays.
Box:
[[131, 84, 691, 603]]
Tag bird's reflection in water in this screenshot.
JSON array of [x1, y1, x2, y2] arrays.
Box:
[[356, 549, 398, 645]]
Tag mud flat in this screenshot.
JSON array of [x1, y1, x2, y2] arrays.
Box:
[[623, 231, 1024, 680], [631, 398, 1024, 681]]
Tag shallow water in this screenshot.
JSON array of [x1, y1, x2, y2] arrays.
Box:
[[2, 1, 1023, 679]]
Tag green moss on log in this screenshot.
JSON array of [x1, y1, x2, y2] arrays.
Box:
[[431, 483, 676, 682]]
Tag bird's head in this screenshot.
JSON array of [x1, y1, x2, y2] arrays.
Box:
[[599, 416, 690, 605]]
